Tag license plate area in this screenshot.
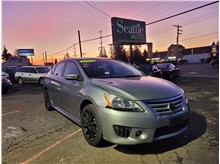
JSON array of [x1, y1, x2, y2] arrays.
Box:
[[169, 116, 183, 127]]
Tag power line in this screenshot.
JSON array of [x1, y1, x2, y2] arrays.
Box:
[[132, 1, 168, 18], [181, 32, 218, 42], [49, 1, 218, 57], [154, 32, 218, 48], [146, 1, 219, 26], [146, 1, 199, 22], [84, 1, 111, 18]]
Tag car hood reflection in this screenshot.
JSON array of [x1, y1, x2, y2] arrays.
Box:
[[91, 76, 182, 100]]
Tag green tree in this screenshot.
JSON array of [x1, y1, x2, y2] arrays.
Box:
[[112, 45, 128, 62], [99, 48, 108, 58], [132, 45, 143, 64], [142, 49, 149, 64], [2, 46, 12, 61]]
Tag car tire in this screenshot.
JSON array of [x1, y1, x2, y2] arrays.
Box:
[[39, 77, 44, 85], [18, 77, 24, 85], [81, 104, 104, 147], [44, 89, 53, 111]]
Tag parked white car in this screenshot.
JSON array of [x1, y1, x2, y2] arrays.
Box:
[[14, 66, 50, 85]]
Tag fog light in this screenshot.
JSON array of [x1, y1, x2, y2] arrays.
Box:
[[135, 130, 142, 137]]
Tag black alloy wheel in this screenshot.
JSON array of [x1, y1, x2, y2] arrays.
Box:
[[44, 89, 53, 111], [81, 104, 103, 147]]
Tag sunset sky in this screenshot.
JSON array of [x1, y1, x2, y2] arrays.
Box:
[[2, 0, 219, 65]]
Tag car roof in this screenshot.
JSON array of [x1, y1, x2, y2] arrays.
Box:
[[20, 66, 48, 68], [62, 57, 112, 62]]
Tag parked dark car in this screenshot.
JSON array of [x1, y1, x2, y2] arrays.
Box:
[[164, 60, 178, 66], [138, 64, 162, 78], [210, 58, 219, 68], [2, 72, 12, 94], [2, 66, 19, 83], [178, 59, 188, 64], [156, 63, 180, 80]]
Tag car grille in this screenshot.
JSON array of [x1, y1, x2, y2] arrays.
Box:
[[144, 96, 184, 116]]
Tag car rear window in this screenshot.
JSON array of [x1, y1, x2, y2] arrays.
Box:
[[36, 67, 50, 73]]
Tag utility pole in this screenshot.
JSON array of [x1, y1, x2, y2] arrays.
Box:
[[73, 44, 77, 58], [42, 53, 45, 65], [98, 30, 106, 57], [78, 30, 83, 58], [173, 25, 183, 61], [45, 51, 47, 64]]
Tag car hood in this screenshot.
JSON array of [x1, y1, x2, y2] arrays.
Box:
[[91, 76, 182, 100]]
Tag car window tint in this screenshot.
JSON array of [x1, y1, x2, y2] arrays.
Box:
[[18, 68, 26, 72], [27, 68, 37, 73], [156, 63, 167, 69], [51, 65, 56, 74], [36, 67, 50, 73], [64, 62, 80, 76], [54, 62, 65, 77], [80, 59, 142, 78], [152, 65, 158, 70]]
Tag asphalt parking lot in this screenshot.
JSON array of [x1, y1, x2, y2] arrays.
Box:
[[2, 64, 219, 164]]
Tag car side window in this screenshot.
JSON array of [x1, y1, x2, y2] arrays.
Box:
[[170, 64, 175, 70], [28, 68, 37, 73], [152, 65, 158, 71], [63, 62, 80, 77], [54, 62, 65, 77], [17, 68, 24, 72]]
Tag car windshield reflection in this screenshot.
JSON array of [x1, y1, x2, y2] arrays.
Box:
[[79, 59, 142, 78]]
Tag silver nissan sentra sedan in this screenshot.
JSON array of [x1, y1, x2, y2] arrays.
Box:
[[44, 58, 190, 146]]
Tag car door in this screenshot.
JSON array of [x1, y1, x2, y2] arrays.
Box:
[[59, 61, 83, 121], [48, 62, 66, 107], [28, 67, 38, 82], [19, 67, 30, 82]]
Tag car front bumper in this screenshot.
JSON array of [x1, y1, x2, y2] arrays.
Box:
[[98, 101, 190, 145]]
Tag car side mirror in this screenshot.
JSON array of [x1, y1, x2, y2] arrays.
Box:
[[65, 74, 83, 81]]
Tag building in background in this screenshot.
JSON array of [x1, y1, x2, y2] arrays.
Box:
[[151, 42, 218, 63]]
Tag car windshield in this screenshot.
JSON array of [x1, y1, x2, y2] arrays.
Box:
[[36, 67, 51, 73], [138, 65, 152, 74], [156, 63, 169, 69], [79, 59, 143, 78]]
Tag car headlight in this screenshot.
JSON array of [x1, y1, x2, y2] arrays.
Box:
[[182, 94, 189, 111], [104, 93, 144, 112]]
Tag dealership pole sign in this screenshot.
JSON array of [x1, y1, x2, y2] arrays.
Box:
[[18, 49, 34, 56], [111, 17, 146, 45]]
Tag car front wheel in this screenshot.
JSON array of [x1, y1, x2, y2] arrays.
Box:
[[44, 89, 53, 111], [81, 104, 104, 147]]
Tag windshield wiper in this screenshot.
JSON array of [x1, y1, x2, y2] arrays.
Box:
[[107, 75, 142, 78]]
